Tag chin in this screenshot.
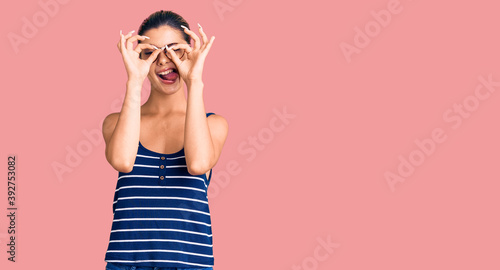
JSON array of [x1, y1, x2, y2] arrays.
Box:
[[153, 79, 183, 93]]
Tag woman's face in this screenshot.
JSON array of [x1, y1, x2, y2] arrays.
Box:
[[141, 25, 189, 92]]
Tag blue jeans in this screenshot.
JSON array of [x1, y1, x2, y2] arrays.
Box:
[[105, 262, 213, 270]]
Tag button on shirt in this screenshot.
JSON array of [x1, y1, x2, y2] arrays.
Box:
[[104, 112, 216, 268]]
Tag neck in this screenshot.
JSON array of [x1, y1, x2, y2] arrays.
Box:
[[142, 83, 187, 117]]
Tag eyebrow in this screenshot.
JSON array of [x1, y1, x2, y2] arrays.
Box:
[[148, 42, 179, 49]]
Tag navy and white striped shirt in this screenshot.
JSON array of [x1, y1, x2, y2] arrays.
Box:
[[104, 112, 216, 268]]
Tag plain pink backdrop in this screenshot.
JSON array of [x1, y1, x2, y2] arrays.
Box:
[[1, 0, 500, 269]]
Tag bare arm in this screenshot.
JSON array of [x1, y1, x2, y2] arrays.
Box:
[[166, 24, 227, 175], [184, 81, 229, 175], [102, 79, 143, 173], [102, 30, 161, 173]]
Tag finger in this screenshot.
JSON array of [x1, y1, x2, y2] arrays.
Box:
[[197, 23, 208, 46], [201, 36, 215, 56], [123, 30, 135, 48], [146, 48, 162, 64], [166, 46, 182, 67], [119, 30, 126, 52], [134, 43, 156, 54], [126, 34, 147, 51], [167, 43, 193, 54], [181, 25, 201, 50], [124, 30, 135, 38]]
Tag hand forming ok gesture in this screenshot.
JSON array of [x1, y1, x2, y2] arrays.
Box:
[[117, 30, 162, 82], [165, 23, 215, 86]]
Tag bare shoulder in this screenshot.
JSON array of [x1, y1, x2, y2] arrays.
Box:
[[207, 113, 229, 154], [102, 112, 120, 144], [207, 113, 229, 135]]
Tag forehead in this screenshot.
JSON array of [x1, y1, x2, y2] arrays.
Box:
[[142, 25, 186, 47]]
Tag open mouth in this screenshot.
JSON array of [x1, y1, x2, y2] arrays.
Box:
[[157, 68, 179, 84]]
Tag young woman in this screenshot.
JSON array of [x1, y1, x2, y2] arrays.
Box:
[[102, 10, 228, 270]]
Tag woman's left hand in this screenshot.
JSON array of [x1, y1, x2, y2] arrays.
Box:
[[166, 24, 215, 86]]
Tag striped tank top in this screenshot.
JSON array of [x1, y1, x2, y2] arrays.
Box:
[[104, 112, 216, 268]]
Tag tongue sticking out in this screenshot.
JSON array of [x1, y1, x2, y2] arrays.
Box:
[[160, 71, 178, 81]]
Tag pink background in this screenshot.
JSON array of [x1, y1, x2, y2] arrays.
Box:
[[1, 0, 500, 269]]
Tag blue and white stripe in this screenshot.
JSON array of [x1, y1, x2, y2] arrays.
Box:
[[104, 112, 216, 268]]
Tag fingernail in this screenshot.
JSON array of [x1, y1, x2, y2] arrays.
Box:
[[143, 36, 150, 39], [152, 45, 159, 49], [197, 23, 202, 29], [181, 25, 189, 30], [129, 30, 135, 34], [120, 30, 122, 35]]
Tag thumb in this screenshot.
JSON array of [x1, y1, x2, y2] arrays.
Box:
[[166, 46, 182, 67], [146, 49, 161, 64]]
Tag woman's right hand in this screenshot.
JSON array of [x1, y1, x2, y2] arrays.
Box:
[[117, 30, 161, 82]]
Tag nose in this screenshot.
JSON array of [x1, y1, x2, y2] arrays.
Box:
[[156, 48, 171, 65]]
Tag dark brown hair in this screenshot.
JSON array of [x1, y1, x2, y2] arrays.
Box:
[[137, 10, 190, 44]]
